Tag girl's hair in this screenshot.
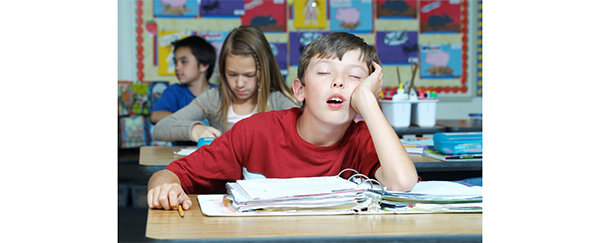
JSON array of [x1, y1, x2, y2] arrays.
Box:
[[297, 32, 381, 86], [214, 25, 299, 129]]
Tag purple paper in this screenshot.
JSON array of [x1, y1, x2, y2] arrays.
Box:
[[200, 0, 245, 17], [289, 31, 330, 66], [376, 31, 419, 64], [270, 42, 289, 76]]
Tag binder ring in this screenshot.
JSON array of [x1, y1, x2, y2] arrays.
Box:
[[337, 168, 360, 178], [358, 178, 387, 192], [337, 169, 369, 186]]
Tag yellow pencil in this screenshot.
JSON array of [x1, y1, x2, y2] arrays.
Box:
[[178, 205, 185, 218]]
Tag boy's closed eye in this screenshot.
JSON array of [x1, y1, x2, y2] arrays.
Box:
[[348, 74, 363, 79]]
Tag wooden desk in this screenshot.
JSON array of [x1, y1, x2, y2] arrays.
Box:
[[436, 119, 482, 133], [146, 194, 482, 242], [139, 146, 482, 175]]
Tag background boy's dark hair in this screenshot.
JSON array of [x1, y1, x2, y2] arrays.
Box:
[[297, 32, 382, 86], [172, 36, 217, 81]]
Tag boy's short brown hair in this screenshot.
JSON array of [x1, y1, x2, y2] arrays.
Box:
[[297, 32, 382, 85]]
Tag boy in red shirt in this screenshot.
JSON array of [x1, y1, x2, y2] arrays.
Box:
[[147, 32, 418, 211]]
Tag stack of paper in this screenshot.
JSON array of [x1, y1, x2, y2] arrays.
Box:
[[224, 176, 371, 213], [197, 178, 483, 216], [376, 181, 482, 213]]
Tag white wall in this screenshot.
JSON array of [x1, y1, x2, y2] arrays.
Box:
[[117, 0, 482, 120], [118, 0, 135, 81]]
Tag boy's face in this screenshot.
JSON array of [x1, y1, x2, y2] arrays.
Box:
[[294, 50, 369, 126], [174, 46, 208, 85], [224, 54, 259, 102]]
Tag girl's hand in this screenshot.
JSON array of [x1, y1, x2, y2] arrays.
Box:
[[191, 124, 222, 142]]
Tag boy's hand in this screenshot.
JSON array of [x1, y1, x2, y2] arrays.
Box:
[[191, 124, 222, 142], [351, 61, 383, 115], [147, 183, 192, 210]]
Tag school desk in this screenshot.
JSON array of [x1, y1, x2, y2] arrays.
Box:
[[392, 124, 446, 137], [436, 119, 483, 133], [139, 146, 482, 175], [145, 194, 482, 242]]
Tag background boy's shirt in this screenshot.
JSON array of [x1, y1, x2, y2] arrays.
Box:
[[152, 83, 218, 113], [166, 108, 381, 194]]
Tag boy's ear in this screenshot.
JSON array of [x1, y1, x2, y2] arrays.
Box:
[[198, 63, 209, 72], [292, 78, 305, 102]]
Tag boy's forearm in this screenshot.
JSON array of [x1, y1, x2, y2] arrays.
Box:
[[357, 92, 418, 192], [148, 169, 182, 189]]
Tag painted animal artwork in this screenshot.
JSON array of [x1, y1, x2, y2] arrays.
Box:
[[419, 0, 461, 33], [427, 14, 452, 30], [377, 0, 417, 18], [424, 51, 453, 76], [335, 8, 361, 30], [160, 0, 190, 15]]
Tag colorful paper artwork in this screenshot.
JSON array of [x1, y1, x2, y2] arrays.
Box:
[[153, 0, 198, 18], [376, 31, 418, 65], [420, 44, 462, 79], [200, 0, 245, 17], [119, 115, 147, 148], [130, 83, 150, 115], [157, 30, 194, 75], [149, 81, 170, 112], [293, 0, 327, 29], [118, 81, 133, 116], [419, 0, 462, 33], [242, 0, 287, 32], [197, 31, 229, 60], [376, 0, 417, 19], [329, 0, 373, 33], [289, 31, 330, 66]]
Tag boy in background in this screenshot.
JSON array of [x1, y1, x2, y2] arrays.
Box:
[[147, 32, 418, 211], [150, 36, 217, 124]]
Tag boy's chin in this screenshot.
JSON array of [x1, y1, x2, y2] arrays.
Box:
[[323, 112, 357, 125]]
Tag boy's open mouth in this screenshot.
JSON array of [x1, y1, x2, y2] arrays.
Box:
[[327, 97, 343, 104]]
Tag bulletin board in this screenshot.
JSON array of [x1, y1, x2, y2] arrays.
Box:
[[133, 0, 481, 98]]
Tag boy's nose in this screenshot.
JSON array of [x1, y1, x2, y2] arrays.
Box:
[[331, 76, 344, 89]]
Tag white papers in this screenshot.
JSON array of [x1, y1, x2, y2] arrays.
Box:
[[406, 181, 482, 196], [174, 147, 197, 156], [198, 195, 359, 217], [232, 176, 359, 201], [221, 176, 370, 213]]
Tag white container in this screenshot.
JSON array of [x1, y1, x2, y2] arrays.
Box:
[[411, 99, 438, 127], [380, 99, 413, 127]]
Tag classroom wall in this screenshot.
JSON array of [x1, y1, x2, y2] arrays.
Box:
[[118, 0, 482, 120]]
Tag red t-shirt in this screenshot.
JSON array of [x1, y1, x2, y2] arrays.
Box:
[[166, 108, 381, 194]]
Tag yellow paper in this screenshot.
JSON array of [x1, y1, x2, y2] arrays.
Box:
[[293, 0, 327, 29], [157, 30, 193, 76]]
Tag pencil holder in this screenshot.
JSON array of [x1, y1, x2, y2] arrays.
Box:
[[380, 99, 413, 127], [411, 99, 438, 127]]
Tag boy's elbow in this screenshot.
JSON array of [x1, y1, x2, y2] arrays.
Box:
[[387, 177, 417, 192], [379, 170, 418, 192]]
